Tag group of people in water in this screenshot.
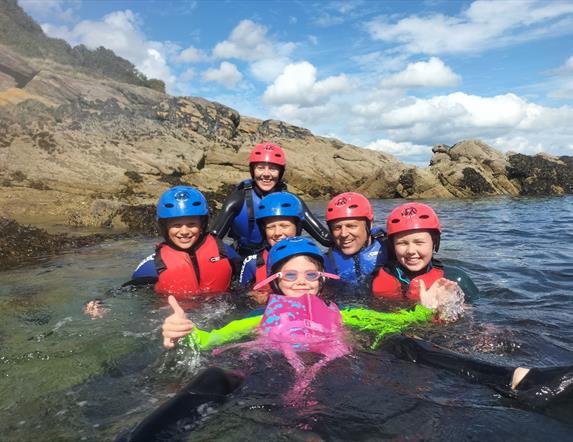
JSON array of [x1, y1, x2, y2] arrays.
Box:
[[131, 141, 476, 308], [116, 142, 570, 436]]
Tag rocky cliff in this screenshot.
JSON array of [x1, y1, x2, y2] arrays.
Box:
[[1, 0, 573, 234]]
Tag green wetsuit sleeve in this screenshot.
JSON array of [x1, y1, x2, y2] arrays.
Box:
[[341, 304, 433, 349], [181, 315, 262, 351], [443, 265, 480, 302]]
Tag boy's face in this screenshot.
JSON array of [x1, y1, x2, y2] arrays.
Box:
[[330, 218, 369, 256], [252, 162, 280, 192], [278, 255, 320, 297], [166, 216, 202, 249], [393, 230, 433, 272], [264, 217, 297, 247]]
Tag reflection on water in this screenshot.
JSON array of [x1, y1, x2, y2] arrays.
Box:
[[1, 196, 572, 440]]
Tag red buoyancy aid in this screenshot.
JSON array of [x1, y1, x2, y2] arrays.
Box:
[[372, 266, 444, 301], [154, 234, 232, 299], [254, 249, 270, 292]]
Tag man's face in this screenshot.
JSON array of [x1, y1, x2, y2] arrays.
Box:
[[330, 218, 369, 256]]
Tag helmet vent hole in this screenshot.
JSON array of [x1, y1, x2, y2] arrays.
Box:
[[349, 204, 358, 209], [260, 204, 266, 210], [281, 203, 291, 208], [164, 203, 174, 208], [390, 219, 400, 224], [192, 201, 201, 206], [327, 208, 333, 212], [276, 245, 287, 251], [419, 214, 429, 219]]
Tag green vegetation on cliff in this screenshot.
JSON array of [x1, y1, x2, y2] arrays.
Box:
[[0, 0, 165, 92]]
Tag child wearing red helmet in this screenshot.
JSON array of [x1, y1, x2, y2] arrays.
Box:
[[371, 202, 478, 301]]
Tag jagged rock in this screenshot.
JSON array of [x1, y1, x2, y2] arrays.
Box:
[[396, 167, 454, 199], [507, 153, 573, 195], [429, 140, 521, 197]]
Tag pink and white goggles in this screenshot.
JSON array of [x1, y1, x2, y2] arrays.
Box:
[[253, 270, 340, 290]]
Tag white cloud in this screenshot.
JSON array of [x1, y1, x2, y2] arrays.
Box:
[[202, 61, 243, 88], [563, 55, 573, 72], [180, 68, 195, 81], [367, 139, 431, 166], [249, 58, 290, 83], [177, 46, 207, 63], [380, 57, 461, 89], [213, 19, 295, 61], [263, 61, 350, 107], [550, 78, 573, 99], [546, 55, 573, 99], [351, 91, 573, 160], [366, 0, 573, 55], [266, 102, 337, 127], [316, 13, 344, 27], [19, 0, 78, 21], [40, 10, 177, 89]]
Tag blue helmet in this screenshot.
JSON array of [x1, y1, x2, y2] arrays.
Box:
[[267, 236, 323, 276], [257, 192, 304, 222], [257, 192, 304, 238], [156, 186, 208, 220]]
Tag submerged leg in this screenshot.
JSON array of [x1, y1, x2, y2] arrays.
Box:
[[121, 367, 243, 442], [382, 335, 573, 407], [381, 334, 514, 384], [511, 365, 573, 407]]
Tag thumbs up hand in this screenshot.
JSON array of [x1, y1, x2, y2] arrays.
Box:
[[162, 295, 194, 349]]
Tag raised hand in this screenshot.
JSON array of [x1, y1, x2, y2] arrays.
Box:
[[419, 278, 465, 321], [162, 295, 194, 349]]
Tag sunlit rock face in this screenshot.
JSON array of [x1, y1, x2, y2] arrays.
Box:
[[1, 0, 572, 230]]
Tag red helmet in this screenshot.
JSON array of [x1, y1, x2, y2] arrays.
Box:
[[326, 192, 373, 223], [386, 203, 441, 236], [248, 142, 286, 167]]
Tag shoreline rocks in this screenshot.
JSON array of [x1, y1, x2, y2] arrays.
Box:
[[1, 23, 572, 233]]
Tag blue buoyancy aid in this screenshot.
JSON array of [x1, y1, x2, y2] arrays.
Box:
[[325, 231, 388, 284], [230, 180, 263, 250]]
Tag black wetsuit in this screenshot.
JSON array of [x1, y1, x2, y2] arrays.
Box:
[[382, 335, 573, 408], [210, 179, 332, 257]]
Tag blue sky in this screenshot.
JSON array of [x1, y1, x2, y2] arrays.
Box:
[[19, 0, 573, 165]]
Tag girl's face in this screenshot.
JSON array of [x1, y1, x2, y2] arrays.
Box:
[[393, 230, 433, 273], [278, 255, 321, 297], [166, 216, 202, 249], [253, 163, 281, 192]]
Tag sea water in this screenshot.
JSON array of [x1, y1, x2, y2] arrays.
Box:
[[0, 196, 572, 441]]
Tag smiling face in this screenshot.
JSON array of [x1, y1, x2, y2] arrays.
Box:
[[330, 218, 370, 256], [252, 162, 281, 193], [277, 255, 321, 298], [393, 230, 434, 273], [263, 217, 297, 247], [166, 216, 203, 249]]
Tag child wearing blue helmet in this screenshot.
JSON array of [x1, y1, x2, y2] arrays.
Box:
[[239, 192, 305, 303], [130, 186, 240, 300], [161, 237, 438, 351]]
